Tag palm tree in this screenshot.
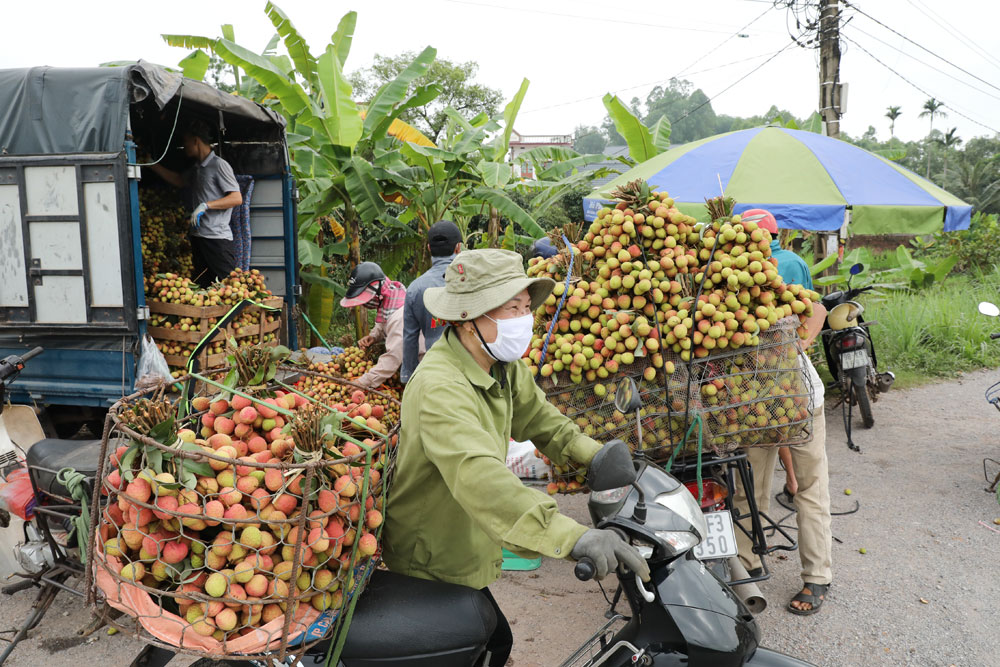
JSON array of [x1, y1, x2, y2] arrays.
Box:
[[919, 98, 948, 177], [885, 105, 902, 138], [934, 127, 963, 180]]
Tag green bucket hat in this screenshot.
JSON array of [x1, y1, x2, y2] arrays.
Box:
[[423, 249, 555, 322]]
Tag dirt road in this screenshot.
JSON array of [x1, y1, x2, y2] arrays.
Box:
[[1, 370, 999, 666]]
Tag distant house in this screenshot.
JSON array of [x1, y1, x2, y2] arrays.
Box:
[[509, 130, 573, 179]]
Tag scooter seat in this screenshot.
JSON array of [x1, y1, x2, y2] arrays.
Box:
[[26, 438, 101, 499], [301, 569, 497, 666]]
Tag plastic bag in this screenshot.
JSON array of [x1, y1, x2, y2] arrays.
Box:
[[135, 334, 174, 389], [506, 440, 549, 480]]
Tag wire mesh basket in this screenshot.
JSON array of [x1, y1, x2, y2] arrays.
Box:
[[86, 369, 398, 663]]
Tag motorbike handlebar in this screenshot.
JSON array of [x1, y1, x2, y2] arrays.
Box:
[[574, 557, 597, 581], [20, 347, 44, 362]]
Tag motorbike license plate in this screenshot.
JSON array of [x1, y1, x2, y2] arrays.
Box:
[[693, 511, 738, 560], [841, 348, 869, 370]]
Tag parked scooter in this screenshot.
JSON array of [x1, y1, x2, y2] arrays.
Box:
[[820, 263, 895, 451], [976, 302, 1000, 497], [0, 347, 106, 665], [134, 379, 811, 667]]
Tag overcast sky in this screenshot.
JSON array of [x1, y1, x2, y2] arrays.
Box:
[[4, 0, 998, 144]]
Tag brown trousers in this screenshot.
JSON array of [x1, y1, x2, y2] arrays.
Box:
[[733, 407, 832, 585]]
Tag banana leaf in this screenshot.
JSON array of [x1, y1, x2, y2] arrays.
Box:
[[364, 46, 436, 141], [651, 116, 672, 152], [178, 49, 210, 81], [316, 45, 363, 148], [603, 93, 656, 163], [214, 38, 314, 119], [477, 160, 513, 188], [472, 188, 544, 238], [265, 1, 317, 90], [330, 11, 357, 67], [345, 157, 386, 224], [492, 78, 530, 162]]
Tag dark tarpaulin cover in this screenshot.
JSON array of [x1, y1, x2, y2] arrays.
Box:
[[0, 61, 284, 156]]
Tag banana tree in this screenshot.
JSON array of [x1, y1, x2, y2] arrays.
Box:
[[167, 4, 442, 341]]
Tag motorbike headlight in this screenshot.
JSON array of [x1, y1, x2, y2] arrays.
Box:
[[590, 485, 631, 505], [654, 486, 708, 541], [654, 530, 701, 555]]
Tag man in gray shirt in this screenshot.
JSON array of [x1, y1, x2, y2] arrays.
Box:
[[149, 119, 242, 286], [400, 220, 462, 383]]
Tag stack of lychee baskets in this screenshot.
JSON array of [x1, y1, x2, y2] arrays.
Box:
[[87, 343, 398, 663]]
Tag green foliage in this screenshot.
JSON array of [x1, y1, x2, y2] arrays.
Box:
[[914, 211, 1000, 273], [602, 93, 657, 163], [864, 269, 1000, 382], [573, 125, 607, 154], [349, 51, 504, 144]]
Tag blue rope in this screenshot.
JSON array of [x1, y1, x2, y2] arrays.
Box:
[[535, 235, 574, 377]]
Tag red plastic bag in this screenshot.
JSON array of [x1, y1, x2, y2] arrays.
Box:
[[0, 468, 36, 520]]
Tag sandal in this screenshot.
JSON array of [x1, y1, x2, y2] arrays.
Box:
[[787, 583, 829, 616]]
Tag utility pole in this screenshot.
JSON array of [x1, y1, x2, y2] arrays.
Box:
[[818, 0, 842, 139], [815, 0, 843, 272]]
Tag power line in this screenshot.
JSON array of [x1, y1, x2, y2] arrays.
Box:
[[443, 0, 751, 35], [905, 0, 1000, 72], [841, 34, 1000, 135], [843, 0, 1000, 94], [521, 49, 779, 115], [845, 24, 1000, 102], [521, 3, 778, 116], [670, 40, 797, 126], [564, 38, 797, 146]]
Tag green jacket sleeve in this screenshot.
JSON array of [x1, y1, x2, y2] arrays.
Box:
[[509, 362, 603, 468], [417, 379, 588, 559]]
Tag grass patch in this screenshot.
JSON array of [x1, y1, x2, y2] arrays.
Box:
[[862, 269, 1000, 386]]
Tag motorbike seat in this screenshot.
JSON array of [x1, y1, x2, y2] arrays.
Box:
[[306, 569, 497, 665], [26, 438, 102, 499]]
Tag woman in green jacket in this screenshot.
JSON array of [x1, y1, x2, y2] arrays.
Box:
[[383, 249, 648, 666]]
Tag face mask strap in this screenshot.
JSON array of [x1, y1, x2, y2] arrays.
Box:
[[471, 318, 508, 387]]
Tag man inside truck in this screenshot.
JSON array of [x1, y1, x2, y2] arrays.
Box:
[[147, 119, 242, 287]]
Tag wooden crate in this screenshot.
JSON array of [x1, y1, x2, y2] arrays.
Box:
[[149, 297, 284, 370]]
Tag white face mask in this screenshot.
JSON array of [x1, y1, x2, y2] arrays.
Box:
[[480, 313, 534, 362]]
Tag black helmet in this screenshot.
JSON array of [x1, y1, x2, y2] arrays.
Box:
[[341, 262, 386, 307]]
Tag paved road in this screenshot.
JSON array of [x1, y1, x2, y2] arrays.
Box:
[[1, 370, 998, 665]]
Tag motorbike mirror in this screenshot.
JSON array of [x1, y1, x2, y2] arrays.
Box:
[[586, 439, 637, 492], [979, 301, 1000, 317], [849, 263, 864, 275], [614, 378, 642, 414]]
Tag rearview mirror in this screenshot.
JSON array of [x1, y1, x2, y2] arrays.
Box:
[[586, 439, 637, 492], [979, 301, 1000, 317], [614, 378, 642, 414], [849, 263, 864, 275]]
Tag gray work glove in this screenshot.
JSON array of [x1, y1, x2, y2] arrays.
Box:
[[571, 528, 651, 582]]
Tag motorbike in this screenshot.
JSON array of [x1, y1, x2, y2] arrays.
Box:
[[0, 347, 107, 665], [136, 379, 811, 667], [820, 263, 895, 451], [976, 301, 1000, 497]]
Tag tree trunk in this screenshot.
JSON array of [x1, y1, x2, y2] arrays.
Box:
[[487, 207, 501, 249], [346, 209, 369, 341]]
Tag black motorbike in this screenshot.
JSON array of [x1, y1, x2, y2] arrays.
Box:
[[820, 263, 894, 450]]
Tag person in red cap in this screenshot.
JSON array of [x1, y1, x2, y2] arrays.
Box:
[[732, 208, 832, 615], [340, 262, 409, 390]]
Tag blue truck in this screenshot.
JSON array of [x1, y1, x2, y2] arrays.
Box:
[[0, 63, 299, 435]]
